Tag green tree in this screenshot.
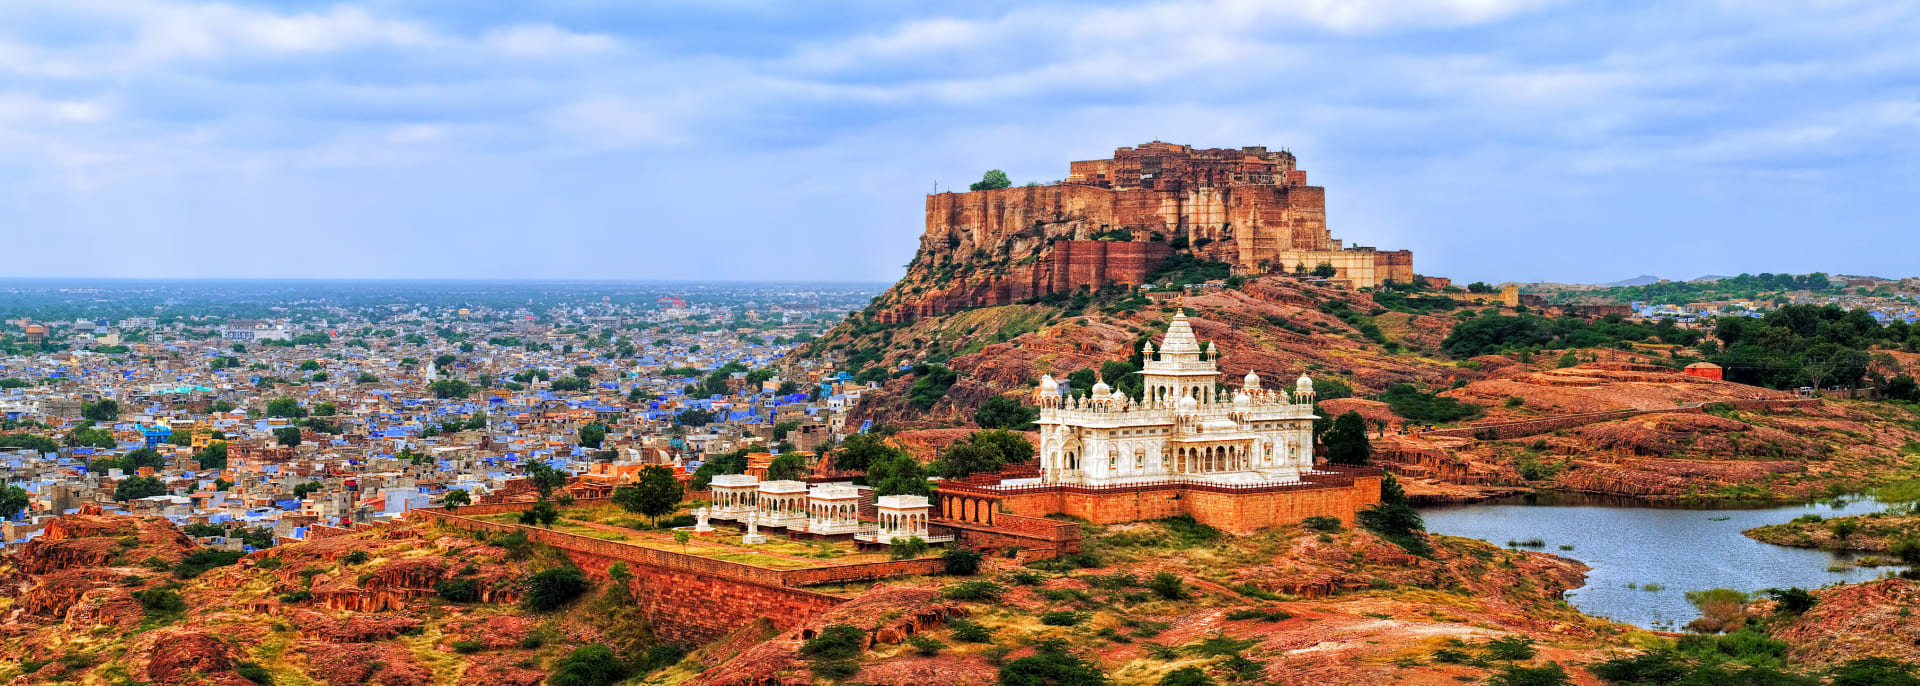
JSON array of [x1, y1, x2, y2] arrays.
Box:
[[114, 475, 168, 501], [0, 484, 30, 519], [195, 442, 228, 470], [428, 379, 475, 399], [573, 365, 597, 379], [82, 399, 121, 422], [969, 169, 1012, 191], [613, 465, 684, 525], [526, 462, 569, 498], [831, 432, 899, 473], [265, 396, 304, 418], [274, 426, 302, 448], [519, 499, 560, 526], [443, 489, 470, 510], [867, 451, 931, 497], [999, 640, 1108, 686], [908, 365, 958, 409], [1358, 474, 1427, 554], [766, 453, 808, 481], [974, 395, 1039, 431], [1323, 411, 1371, 465], [1312, 262, 1337, 278], [932, 429, 1035, 479], [291, 481, 323, 498], [579, 423, 608, 449], [524, 567, 590, 611]]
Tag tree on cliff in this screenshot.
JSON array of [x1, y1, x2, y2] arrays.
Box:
[[614, 465, 683, 525], [975, 395, 1039, 431], [1359, 474, 1429, 556], [1324, 411, 1371, 466], [970, 169, 1012, 191], [1312, 262, 1338, 278]]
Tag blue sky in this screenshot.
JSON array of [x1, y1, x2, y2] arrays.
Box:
[[1, 0, 1915, 284]]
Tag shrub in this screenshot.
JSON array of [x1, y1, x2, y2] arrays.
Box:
[[941, 547, 984, 575], [547, 644, 627, 686], [451, 640, 483, 654], [1002, 570, 1045, 586], [1764, 587, 1817, 616], [1486, 662, 1572, 686], [889, 536, 929, 560], [523, 567, 590, 611], [941, 580, 1006, 601], [1223, 607, 1292, 622], [136, 587, 186, 616], [999, 639, 1108, 686], [948, 619, 994, 643], [436, 578, 482, 603], [277, 590, 312, 603], [1482, 636, 1537, 662], [801, 624, 866, 680], [1147, 572, 1188, 600], [342, 550, 370, 565], [1157, 666, 1216, 686], [173, 549, 246, 578], [234, 661, 274, 686], [1830, 657, 1920, 686], [1039, 610, 1087, 626], [907, 635, 945, 656], [1302, 515, 1343, 532]]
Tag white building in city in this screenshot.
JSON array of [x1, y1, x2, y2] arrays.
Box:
[[1035, 310, 1319, 486]]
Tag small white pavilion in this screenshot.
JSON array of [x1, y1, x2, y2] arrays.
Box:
[[857, 494, 952, 545], [805, 484, 863, 535], [709, 474, 760, 520], [757, 480, 810, 529]]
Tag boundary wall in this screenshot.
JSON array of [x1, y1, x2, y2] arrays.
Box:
[[409, 503, 943, 643]]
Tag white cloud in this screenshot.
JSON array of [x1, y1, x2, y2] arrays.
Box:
[[482, 24, 620, 58]]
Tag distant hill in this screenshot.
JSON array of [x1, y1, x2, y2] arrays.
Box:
[[1600, 275, 1664, 287]]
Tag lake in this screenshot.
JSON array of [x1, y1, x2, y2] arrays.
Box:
[[1421, 493, 1906, 629]]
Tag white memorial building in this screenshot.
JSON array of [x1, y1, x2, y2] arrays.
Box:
[[1035, 310, 1320, 486]]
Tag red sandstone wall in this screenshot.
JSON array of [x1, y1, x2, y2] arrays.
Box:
[[412, 509, 845, 644]]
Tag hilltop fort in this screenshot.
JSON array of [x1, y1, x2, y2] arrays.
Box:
[[875, 141, 1412, 323]]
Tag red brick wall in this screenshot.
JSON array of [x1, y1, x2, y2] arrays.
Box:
[[411, 508, 845, 644], [942, 468, 1383, 536], [559, 548, 842, 644]]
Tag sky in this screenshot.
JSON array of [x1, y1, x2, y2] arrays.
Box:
[[0, 0, 1916, 285]]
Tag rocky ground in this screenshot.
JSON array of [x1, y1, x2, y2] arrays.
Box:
[[0, 510, 660, 686]]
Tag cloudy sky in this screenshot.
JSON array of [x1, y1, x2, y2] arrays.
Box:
[[2, 0, 1915, 284]]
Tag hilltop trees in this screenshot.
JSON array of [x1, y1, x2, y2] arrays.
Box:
[[969, 169, 1012, 191]]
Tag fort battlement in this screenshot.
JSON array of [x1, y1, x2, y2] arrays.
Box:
[[878, 142, 1414, 322]]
